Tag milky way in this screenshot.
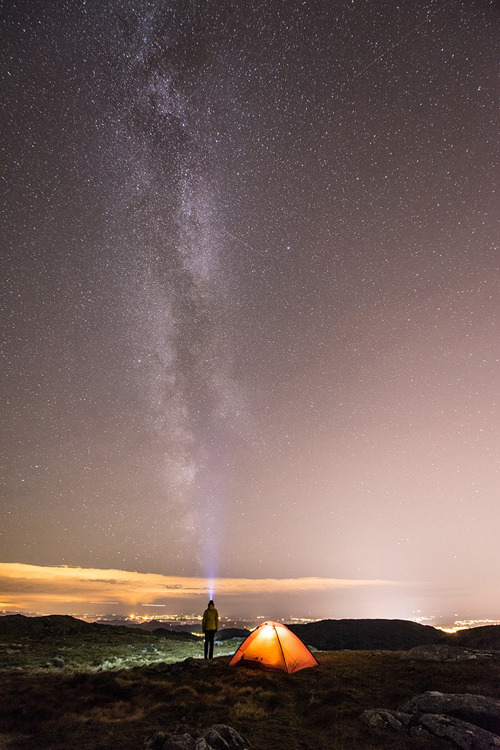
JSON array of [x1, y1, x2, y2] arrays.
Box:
[[1, 0, 499, 619]]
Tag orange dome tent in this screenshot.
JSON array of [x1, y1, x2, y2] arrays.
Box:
[[229, 621, 319, 674]]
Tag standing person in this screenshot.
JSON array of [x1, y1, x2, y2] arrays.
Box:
[[202, 599, 219, 659]]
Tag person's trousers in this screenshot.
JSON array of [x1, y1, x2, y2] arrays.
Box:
[[204, 630, 216, 659]]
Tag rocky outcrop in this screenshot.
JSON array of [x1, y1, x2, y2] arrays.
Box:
[[144, 724, 249, 750], [403, 644, 484, 662], [361, 692, 500, 749], [362, 708, 411, 732], [402, 692, 500, 735], [363, 709, 500, 749], [411, 713, 500, 749]]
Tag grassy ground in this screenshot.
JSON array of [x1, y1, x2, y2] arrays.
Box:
[[0, 642, 498, 750], [0, 627, 235, 672]]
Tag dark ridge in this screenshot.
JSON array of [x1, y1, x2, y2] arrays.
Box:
[[2, 615, 498, 651], [151, 627, 199, 641], [100, 619, 199, 635], [122, 619, 166, 631], [0, 614, 95, 637], [0, 614, 196, 641], [97, 619, 142, 629], [287, 618, 447, 651], [216, 628, 251, 641], [452, 625, 500, 650]]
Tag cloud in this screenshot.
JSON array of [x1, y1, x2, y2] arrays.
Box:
[[0, 562, 405, 610]]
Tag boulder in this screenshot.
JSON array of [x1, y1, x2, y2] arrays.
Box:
[[144, 725, 249, 750], [410, 713, 500, 749], [207, 726, 248, 749], [162, 734, 195, 750], [403, 644, 480, 662], [361, 709, 411, 732], [401, 692, 500, 735], [361, 692, 500, 748], [201, 728, 230, 749]]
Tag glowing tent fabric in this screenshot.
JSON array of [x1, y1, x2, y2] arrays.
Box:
[[229, 621, 319, 674]]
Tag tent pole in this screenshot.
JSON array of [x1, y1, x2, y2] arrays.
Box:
[[274, 625, 289, 674]]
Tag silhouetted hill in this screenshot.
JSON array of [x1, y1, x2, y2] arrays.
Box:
[[216, 628, 250, 641], [3, 615, 498, 653], [453, 625, 500, 650], [0, 614, 197, 641], [151, 627, 199, 640], [0, 614, 94, 638], [99, 619, 198, 635], [288, 618, 446, 651]]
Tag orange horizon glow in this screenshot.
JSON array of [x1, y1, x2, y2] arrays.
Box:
[[0, 561, 408, 610]]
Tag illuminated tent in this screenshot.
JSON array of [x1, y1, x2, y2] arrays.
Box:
[[229, 620, 319, 674]]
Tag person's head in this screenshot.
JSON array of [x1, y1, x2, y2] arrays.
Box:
[[208, 599, 214, 607]]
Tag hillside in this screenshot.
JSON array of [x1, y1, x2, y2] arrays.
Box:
[[0, 613, 94, 637], [288, 618, 445, 651], [0, 614, 212, 672], [0, 614, 196, 641], [453, 624, 500, 650]]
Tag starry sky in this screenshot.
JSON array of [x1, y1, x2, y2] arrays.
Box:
[[1, 0, 499, 622]]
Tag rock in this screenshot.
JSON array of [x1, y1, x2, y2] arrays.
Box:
[[410, 713, 500, 749], [201, 729, 230, 749], [401, 692, 500, 735], [403, 644, 480, 662], [162, 734, 195, 750], [210, 725, 249, 749], [144, 725, 249, 750], [52, 656, 65, 668], [182, 657, 202, 669], [361, 709, 411, 732]]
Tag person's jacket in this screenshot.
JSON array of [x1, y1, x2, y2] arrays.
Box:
[[202, 604, 219, 632]]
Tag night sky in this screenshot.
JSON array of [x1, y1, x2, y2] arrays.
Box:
[[1, 0, 499, 621]]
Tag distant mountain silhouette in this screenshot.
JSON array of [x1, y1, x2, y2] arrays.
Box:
[[0, 614, 197, 641], [287, 618, 446, 651]]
